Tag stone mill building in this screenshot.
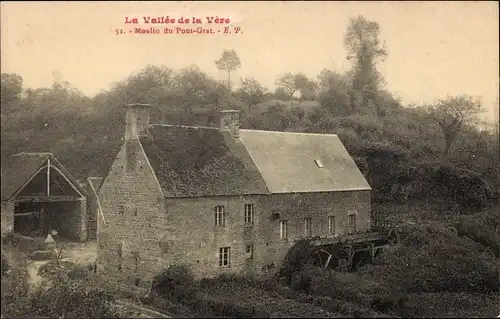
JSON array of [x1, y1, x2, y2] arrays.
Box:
[[96, 103, 372, 291]]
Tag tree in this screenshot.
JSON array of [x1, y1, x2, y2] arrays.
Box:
[[426, 95, 484, 158], [294, 74, 317, 101], [215, 49, 241, 90], [276, 73, 297, 99], [120, 65, 174, 105], [276, 73, 316, 100], [317, 69, 352, 116], [237, 77, 268, 111], [169, 66, 219, 123], [1, 73, 23, 113], [273, 87, 291, 101], [205, 81, 228, 111], [344, 15, 387, 113]]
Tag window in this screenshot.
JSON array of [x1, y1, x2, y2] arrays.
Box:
[[348, 212, 357, 234], [117, 243, 123, 270], [328, 216, 336, 235], [215, 205, 225, 227], [118, 205, 124, 214], [304, 218, 312, 237], [280, 220, 288, 239], [132, 251, 140, 272], [245, 244, 254, 260], [314, 159, 324, 168], [159, 240, 169, 258], [219, 247, 230, 267], [244, 204, 254, 224]]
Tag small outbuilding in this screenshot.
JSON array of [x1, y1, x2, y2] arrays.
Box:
[[1, 152, 89, 241]]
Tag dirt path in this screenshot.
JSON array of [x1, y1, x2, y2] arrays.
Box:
[[25, 240, 97, 289], [59, 241, 97, 264]]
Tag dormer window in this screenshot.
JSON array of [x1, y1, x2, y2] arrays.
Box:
[[314, 159, 324, 168]]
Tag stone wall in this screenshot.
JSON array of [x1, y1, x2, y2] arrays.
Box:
[[45, 200, 87, 241], [97, 173, 370, 289], [161, 189, 371, 279], [97, 140, 166, 289], [1, 201, 14, 237]]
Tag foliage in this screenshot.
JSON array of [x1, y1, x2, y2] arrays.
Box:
[[1, 233, 46, 254], [215, 49, 241, 90], [276, 72, 317, 99], [151, 264, 197, 303], [30, 263, 124, 318], [457, 208, 500, 257], [1, 243, 127, 318], [1, 72, 23, 112], [1, 251, 8, 275], [278, 220, 500, 318], [373, 224, 499, 294], [237, 77, 268, 110], [396, 292, 499, 318], [279, 239, 313, 284], [425, 95, 485, 157], [290, 264, 323, 293], [344, 15, 387, 113], [1, 247, 31, 318]]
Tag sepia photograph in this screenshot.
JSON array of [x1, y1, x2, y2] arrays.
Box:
[[1, 1, 499, 318]]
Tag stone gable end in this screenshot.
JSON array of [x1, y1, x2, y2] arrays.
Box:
[[97, 139, 166, 289]]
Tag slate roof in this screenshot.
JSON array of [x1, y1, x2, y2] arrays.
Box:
[[238, 129, 371, 193], [139, 125, 269, 197], [137, 125, 370, 198], [1, 152, 88, 201]]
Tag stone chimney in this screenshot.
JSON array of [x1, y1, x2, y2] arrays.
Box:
[[220, 110, 240, 137], [124, 103, 151, 140]]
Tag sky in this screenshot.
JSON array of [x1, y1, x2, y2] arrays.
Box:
[[1, 1, 499, 124]]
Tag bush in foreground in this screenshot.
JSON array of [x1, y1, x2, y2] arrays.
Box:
[[30, 267, 121, 318], [1, 247, 128, 319], [151, 264, 197, 303], [1, 251, 9, 275], [1, 250, 32, 318]]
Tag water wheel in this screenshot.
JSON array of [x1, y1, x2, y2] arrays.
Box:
[[387, 228, 401, 245], [307, 248, 333, 269]]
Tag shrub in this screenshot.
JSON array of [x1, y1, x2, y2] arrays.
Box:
[[279, 239, 313, 284], [457, 210, 500, 257], [397, 292, 499, 318], [189, 297, 257, 318], [373, 224, 500, 294], [429, 164, 494, 209], [290, 264, 324, 293], [151, 264, 197, 303], [29, 264, 124, 318], [1, 255, 32, 318], [2, 233, 47, 255], [1, 251, 9, 275]]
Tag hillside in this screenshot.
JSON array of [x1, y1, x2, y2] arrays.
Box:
[[2, 41, 499, 319]]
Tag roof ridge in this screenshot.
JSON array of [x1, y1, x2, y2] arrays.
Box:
[[151, 124, 219, 130], [12, 152, 53, 157], [150, 125, 338, 137], [240, 129, 338, 137]]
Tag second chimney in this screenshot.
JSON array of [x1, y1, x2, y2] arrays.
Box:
[[124, 103, 151, 140], [220, 110, 240, 137]]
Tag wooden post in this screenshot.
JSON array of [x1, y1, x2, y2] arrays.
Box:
[[369, 242, 375, 263], [346, 246, 354, 271], [324, 254, 332, 269], [47, 158, 51, 196]]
